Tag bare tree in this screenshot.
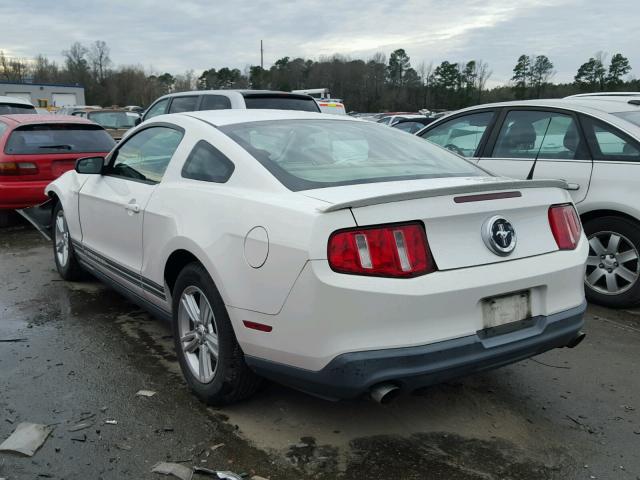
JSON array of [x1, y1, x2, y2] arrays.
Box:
[[475, 60, 492, 101], [88, 40, 112, 83], [0, 51, 29, 82]]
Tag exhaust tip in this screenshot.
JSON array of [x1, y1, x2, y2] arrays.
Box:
[[370, 383, 401, 404], [566, 331, 586, 348]]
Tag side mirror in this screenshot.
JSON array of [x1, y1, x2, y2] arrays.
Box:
[[75, 156, 105, 174], [135, 117, 142, 126]]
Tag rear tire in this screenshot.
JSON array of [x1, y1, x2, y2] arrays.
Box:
[[584, 216, 640, 308], [52, 203, 84, 281], [172, 262, 262, 405]]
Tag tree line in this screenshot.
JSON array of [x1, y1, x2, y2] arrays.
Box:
[[0, 41, 637, 112]]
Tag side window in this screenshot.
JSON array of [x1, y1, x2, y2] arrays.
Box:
[[110, 126, 183, 183], [492, 110, 587, 160], [200, 95, 232, 111], [169, 96, 199, 113], [420, 111, 494, 157], [581, 115, 640, 162], [182, 140, 234, 183], [144, 98, 169, 120], [378, 117, 392, 125]]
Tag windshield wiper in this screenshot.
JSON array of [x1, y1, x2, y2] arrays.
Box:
[[38, 144, 72, 150]]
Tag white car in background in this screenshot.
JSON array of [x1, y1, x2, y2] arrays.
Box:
[[0, 95, 37, 114], [46, 110, 587, 405], [417, 96, 640, 308]]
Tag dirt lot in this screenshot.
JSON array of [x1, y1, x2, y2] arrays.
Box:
[[1, 222, 639, 479]]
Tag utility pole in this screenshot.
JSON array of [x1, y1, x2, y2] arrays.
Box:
[[260, 40, 264, 69]]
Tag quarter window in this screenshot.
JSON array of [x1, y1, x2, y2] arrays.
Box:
[[169, 96, 198, 114], [581, 115, 640, 161], [492, 110, 587, 160], [144, 98, 169, 120], [420, 112, 494, 157], [200, 95, 231, 111], [182, 140, 234, 183], [110, 126, 183, 183]]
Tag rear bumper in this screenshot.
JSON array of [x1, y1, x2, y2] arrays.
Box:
[[0, 180, 49, 210], [245, 301, 586, 400]]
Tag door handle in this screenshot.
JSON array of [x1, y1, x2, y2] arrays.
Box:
[[125, 203, 141, 213], [566, 183, 580, 191]]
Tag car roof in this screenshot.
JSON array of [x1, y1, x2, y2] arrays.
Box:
[[442, 97, 640, 116], [156, 89, 312, 100], [0, 95, 34, 106], [565, 92, 640, 98], [0, 114, 96, 126], [168, 109, 359, 127]]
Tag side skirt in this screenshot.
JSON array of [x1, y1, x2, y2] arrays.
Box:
[[78, 258, 172, 323]]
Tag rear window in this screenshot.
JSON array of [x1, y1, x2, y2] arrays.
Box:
[[5, 124, 116, 155], [89, 111, 137, 129], [243, 95, 320, 112], [221, 119, 483, 191], [0, 103, 37, 115], [613, 111, 640, 128]]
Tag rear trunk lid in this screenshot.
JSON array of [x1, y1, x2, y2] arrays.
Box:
[[304, 177, 570, 270]]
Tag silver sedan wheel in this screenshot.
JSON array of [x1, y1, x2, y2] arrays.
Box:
[[54, 210, 70, 267], [586, 231, 640, 295], [177, 286, 219, 384]]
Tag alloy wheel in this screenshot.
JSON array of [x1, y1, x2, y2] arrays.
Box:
[[177, 286, 219, 383], [54, 210, 70, 267], [586, 231, 640, 295]]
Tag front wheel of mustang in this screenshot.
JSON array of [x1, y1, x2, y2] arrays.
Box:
[[52, 202, 84, 280], [172, 263, 262, 405]]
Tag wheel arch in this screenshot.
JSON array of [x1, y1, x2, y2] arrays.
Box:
[[580, 209, 640, 227], [164, 249, 203, 295]]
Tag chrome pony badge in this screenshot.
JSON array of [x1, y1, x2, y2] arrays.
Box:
[[482, 216, 516, 256]]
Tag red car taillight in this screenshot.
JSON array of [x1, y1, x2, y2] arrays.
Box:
[[328, 222, 436, 277], [0, 161, 38, 175], [548, 204, 582, 250]]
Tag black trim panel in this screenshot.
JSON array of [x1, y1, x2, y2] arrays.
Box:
[[73, 239, 166, 300], [78, 256, 171, 322]]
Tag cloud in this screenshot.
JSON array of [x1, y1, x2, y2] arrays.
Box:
[[1, 0, 637, 84]]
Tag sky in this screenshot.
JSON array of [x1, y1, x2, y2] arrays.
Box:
[[1, 0, 637, 86]]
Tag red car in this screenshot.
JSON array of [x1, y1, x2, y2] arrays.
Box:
[[0, 115, 115, 222]]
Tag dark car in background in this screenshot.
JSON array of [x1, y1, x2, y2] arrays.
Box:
[[0, 115, 115, 224], [141, 90, 320, 122], [391, 116, 435, 133]]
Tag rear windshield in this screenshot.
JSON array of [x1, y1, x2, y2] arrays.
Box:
[[5, 124, 116, 155], [613, 111, 640, 128], [221, 119, 483, 191], [243, 96, 320, 113], [0, 103, 37, 115]]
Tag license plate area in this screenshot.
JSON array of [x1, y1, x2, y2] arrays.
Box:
[[480, 291, 531, 337]]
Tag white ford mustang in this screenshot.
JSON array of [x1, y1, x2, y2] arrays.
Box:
[[45, 109, 588, 404]]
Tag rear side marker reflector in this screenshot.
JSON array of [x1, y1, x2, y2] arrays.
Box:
[[243, 320, 273, 332], [548, 204, 582, 250], [328, 222, 436, 277], [454, 191, 522, 203]]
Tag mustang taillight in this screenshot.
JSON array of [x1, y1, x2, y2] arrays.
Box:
[[548, 204, 582, 250], [0, 161, 38, 175], [328, 222, 436, 277]]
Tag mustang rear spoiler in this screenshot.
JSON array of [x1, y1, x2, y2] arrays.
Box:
[[319, 179, 569, 213]]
